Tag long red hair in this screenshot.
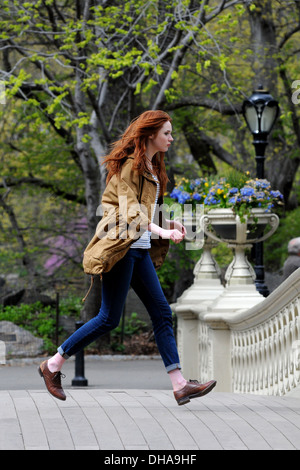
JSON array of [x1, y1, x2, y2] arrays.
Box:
[[103, 110, 171, 196]]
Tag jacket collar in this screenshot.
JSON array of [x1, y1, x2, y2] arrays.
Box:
[[127, 155, 157, 184]]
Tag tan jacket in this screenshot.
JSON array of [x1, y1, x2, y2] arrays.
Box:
[[82, 156, 169, 277]]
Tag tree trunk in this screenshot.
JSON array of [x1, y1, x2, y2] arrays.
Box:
[[248, 1, 300, 205], [74, 71, 102, 321]]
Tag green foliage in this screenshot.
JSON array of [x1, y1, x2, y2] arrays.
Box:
[[264, 207, 300, 271], [157, 248, 180, 291], [112, 312, 147, 337], [157, 241, 198, 292], [58, 296, 82, 319], [211, 242, 233, 269], [0, 0, 254, 140], [110, 312, 148, 352], [223, 168, 250, 189], [0, 297, 82, 354], [0, 302, 57, 353]]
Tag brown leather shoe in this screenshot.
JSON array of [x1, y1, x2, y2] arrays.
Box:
[[38, 360, 66, 401], [174, 379, 216, 405]]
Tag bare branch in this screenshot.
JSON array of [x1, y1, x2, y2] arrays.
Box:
[[0, 177, 85, 205], [165, 96, 242, 115]]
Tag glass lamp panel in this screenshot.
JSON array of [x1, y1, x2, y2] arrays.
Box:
[[260, 105, 277, 132], [244, 105, 259, 133]]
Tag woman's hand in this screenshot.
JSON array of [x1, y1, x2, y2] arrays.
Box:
[[169, 219, 187, 237], [148, 222, 186, 244], [164, 228, 185, 244]]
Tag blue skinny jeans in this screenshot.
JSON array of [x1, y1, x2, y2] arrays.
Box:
[[58, 248, 181, 372]]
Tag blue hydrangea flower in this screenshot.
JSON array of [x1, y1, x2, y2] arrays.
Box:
[[255, 180, 270, 190], [228, 187, 239, 195], [178, 191, 191, 204], [254, 191, 266, 200], [270, 190, 283, 199], [170, 188, 181, 200], [240, 187, 255, 197]]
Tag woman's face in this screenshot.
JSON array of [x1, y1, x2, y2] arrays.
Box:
[[149, 121, 174, 153]]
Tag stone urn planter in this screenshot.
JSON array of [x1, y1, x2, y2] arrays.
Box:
[[200, 208, 279, 287]]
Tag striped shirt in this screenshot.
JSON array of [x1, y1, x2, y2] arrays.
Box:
[[131, 173, 160, 249]]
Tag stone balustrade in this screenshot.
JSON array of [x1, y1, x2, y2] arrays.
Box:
[[229, 268, 300, 395], [173, 244, 300, 396]]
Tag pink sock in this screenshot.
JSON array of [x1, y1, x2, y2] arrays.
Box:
[[48, 352, 66, 373], [168, 369, 187, 391]]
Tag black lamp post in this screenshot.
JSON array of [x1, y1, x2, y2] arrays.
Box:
[[242, 85, 280, 296]]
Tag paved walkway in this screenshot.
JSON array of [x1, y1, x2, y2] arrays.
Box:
[[1, 356, 300, 451], [1, 387, 300, 450]]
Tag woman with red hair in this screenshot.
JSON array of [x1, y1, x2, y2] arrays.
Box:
[[39, 110, 216, 405]]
